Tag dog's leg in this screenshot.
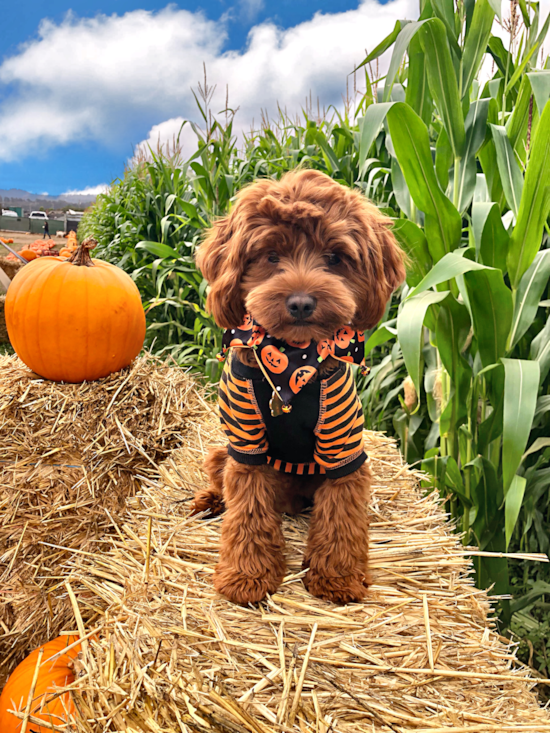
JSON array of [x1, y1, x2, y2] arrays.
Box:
[[191, 446, 227, 517], [214, 457, 286, 604], [303, 462, 371, 604]]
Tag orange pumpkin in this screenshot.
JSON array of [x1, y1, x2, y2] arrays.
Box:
[[334, 326, 355, 350], [239, 314, 253, 330], [287, 339, 311, 349], [289, 365, 316, 393], [19, 250, 38, 262], [317, 340, 335, 360], [6, 238, 146, 383], [247, 325, 265, 347], [0, 635, 80, 733], [58, 248, 72, 258], [261, 345, 288, 373]]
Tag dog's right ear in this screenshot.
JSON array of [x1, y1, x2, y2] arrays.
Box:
[[195, 217, 247, 329]]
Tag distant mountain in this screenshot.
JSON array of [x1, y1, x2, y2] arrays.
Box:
[[0, 188, 99, 207]]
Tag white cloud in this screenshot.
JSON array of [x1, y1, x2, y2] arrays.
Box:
[[61, 184, 109, 196], [0, 1, 417, 163]]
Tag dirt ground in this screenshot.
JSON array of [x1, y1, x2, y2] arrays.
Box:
[[0, 229, 66, 253]]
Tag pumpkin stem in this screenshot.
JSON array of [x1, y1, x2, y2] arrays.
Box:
[[68, 237, 97, 267]]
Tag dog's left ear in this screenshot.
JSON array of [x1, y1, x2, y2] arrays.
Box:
[[195, 215, 247, 329], [350, 204, 406, 332]]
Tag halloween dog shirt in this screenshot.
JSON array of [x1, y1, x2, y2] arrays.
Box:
[[217, 317, 369, 478]]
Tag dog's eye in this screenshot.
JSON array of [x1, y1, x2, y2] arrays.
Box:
[[268, 252, 280, 263], [326, 253, 341, 266]]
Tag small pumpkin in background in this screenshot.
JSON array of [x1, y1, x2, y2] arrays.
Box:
[[0, 635, 81, 733], [19, 249, 38, 262], [58, 248, 72, 259], [6, 237, 146, 383]]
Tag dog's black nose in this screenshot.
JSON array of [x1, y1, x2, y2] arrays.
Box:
[[286, 293, 317, 320]]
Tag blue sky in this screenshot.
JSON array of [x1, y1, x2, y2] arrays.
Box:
[[0, 0, 412, 196]]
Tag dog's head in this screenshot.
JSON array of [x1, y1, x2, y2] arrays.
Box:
[[196, 169, 405, 342]]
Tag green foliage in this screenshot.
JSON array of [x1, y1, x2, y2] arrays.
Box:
[[0, 343, 14, 356], [359, 0, 550, 643]]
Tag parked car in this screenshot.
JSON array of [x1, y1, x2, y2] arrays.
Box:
[[1, 209, 17, 217], [29, 211, 48, 219]]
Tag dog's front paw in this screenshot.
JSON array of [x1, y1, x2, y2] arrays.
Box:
[[190, 489, 225, 517], [302, 566, 369, 604], [213, 565, 283, 605]]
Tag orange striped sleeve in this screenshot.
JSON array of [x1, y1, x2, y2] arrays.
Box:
[[219, 362, 268, 456], [314, 366, 365, 472]]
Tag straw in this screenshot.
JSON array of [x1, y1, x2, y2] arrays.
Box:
[[0, 352, 215, 677], [61, 414, 550, 731], [2, 360, 549, 730]]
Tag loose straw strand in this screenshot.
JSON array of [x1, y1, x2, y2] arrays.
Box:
[[20, 646, 43, 733]]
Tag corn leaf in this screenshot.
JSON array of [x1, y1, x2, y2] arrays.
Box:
[[471, 202, 510, 272], [502, 358, 540, 495], [136, 241, 180, 259], [358, 103, 394, 172], [419, 19, 465, 158], [386, 103, 462, 261], [505, 475, 527, 548], [487, 0, 502, 21], [354, 20, 405, 70], [397, 290, 450, 401], [409, 250, 487, 298], [488, 35, 515, 78], [530, 316, 550, 381], [509, 250, 550, 348], [506, 76, 535, 165], [490, 125, 524, 217], [462, 0, 496, 98], [452, 99, 490, 212], [463, 268, 513, 367], [364, 325, 396, 356], [384, 21, 427, 101], [526, 71, 550, 113], [392, 218, 432, 287], [405, 33, 434, 126], [508, 101, 550, 288]]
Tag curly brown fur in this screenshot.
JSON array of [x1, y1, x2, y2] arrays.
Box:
[[190, 446, 227, 517], [213, 458, 286, 605], [194, 169, 405, 605], [302, 462, 372, 604]]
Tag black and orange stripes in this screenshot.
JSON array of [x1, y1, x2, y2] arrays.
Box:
[[314, 366, 365, 471], [219, 365, 268, 458], [219, 356, 366, 478]]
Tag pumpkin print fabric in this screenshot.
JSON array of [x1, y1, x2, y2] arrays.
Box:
[[219, 316, 368, 410]]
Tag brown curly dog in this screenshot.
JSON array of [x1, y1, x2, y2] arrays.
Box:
[[192, 169, 405, 605]]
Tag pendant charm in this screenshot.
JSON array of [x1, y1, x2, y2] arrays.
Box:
[[269, 391, 285, 417]]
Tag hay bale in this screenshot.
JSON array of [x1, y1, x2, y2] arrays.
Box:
[[66, 416, 550, 731], [0, 256, 23, 282], [0, 295, 7, 343], [0, 354, 213, 674]]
